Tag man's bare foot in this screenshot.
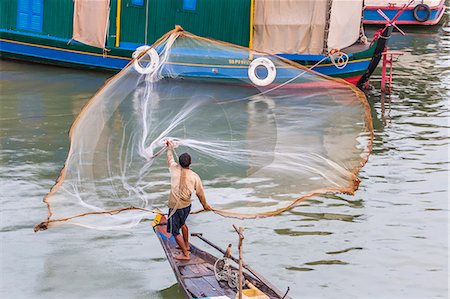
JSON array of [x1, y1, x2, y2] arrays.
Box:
[[174, 253, 190, 260], [176, 245, 191, 251]]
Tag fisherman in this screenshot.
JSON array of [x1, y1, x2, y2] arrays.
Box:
[[165, 139, 212, 260]]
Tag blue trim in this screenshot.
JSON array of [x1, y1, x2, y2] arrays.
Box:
[[168, 47, 255, 60], [163, 60, 370, 78], [278, 52, 355, 63], [157, 231, 170, 241], [304, 60, 370, 76], [0, 29, 85, 46], [0, 39, 128, 70], [278, 53, 329, 61], [119, 41, 146, 50]]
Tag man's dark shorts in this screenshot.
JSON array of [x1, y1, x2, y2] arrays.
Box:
[[167, 205, 191, 236]]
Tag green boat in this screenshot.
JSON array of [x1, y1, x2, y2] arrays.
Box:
[[0, 0, 392, 87]]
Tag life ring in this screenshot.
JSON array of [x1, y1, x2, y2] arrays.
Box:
[[133, 47, 160, 75], [132, 45, 150, 59], [248, 57, 277, 87], [413, 4, 431, 22]]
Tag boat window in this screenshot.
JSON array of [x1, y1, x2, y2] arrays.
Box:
[[182, 0, 197, 11], [131, 0, 144, 6], [17, 0, 43, 32]]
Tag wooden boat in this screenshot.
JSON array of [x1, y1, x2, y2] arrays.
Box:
[[152, 213, 289, 299], [0, 0, 391, 87], [363, 0, 446, 25]]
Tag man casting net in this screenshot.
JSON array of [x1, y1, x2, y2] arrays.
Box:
[[35, 27, 373, 231]]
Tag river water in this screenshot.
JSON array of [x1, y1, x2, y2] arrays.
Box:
[[1, 18, 449, 299]]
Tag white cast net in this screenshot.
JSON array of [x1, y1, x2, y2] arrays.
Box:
[[35, 28, 373, 231]]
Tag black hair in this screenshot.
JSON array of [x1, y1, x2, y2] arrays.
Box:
[[179, 153, 191, 168]]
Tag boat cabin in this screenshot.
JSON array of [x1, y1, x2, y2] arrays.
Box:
[[0, 0, 364, 54]]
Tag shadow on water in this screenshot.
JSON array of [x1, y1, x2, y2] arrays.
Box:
[[157, 283, 185, 299]]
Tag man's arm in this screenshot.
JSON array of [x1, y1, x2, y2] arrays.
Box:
[[195, 178, 212, 211], [166, 140, 176, 167]]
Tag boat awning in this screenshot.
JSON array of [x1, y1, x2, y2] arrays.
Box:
[[72, 0, 110, 49], [253, 0, 363, 54]]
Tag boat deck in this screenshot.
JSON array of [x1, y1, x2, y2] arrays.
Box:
[[153, 214, 286, 299], [164, 237, 233, 297]]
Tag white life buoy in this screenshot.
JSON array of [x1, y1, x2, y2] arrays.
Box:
[[248, 57, 277, 87], [132, 45, 151, 59], [133, 47, 160, 75]]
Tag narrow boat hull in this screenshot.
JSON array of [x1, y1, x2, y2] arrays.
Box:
[[0, 26, 389, 87], [152, 213, 286, 299]]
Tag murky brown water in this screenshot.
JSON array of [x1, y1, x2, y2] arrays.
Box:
[[1, 16, 449, 299]]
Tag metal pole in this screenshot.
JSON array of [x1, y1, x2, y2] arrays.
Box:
[[115, 0, 122, 47], [145, 0, 149, 44]]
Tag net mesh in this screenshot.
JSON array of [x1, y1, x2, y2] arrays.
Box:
[[35, 28, 372, 231]]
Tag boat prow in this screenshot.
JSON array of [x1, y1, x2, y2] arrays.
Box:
[[152, 213, 289, 299]]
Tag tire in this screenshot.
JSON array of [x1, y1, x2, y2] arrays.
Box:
[[413, 4, 431, 22]]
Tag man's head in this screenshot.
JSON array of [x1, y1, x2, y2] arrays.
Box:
[[179, 153, 191, 168]]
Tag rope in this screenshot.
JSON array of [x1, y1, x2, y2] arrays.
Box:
[[328, 50, 349, 70], [214, 257, 241, 289], [34, 206, 160, 232]]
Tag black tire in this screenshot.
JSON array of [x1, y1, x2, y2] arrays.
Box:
[[413, 4, 431, 22]]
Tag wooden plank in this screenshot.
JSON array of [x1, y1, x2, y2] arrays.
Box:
[[178, 264, 215, 279], [190, 264, 201, 274], [196, 263, 212, 274], [203, 275, 228, 296], [179, 265, 196, 276], [184, 279, 208, 298], [185, 277, 224, 297], [182, 273, 216, 279], [174, 255, 205, 266]]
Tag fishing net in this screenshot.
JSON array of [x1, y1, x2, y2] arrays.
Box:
[[35, 27, 372, 231]]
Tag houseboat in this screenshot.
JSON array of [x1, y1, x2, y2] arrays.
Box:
[[363, 0, 446, 25], [0, 0, 392, 87]]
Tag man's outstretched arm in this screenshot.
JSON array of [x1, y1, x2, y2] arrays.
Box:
[[166, 140, 176, 167], [196, 179, 212, 211]]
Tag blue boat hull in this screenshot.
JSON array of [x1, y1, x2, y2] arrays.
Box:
[[0, 26, 390, 87], [363, 1, 446, 25]]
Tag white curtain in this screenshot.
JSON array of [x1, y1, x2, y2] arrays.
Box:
[[73, 0, 110, 49], [253, 0, 328, 54], [327, 0, 363, 51]]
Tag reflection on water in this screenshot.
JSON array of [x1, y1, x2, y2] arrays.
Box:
[[1, 16, 449, 298], [288, 210, 362, 222], [325, 247, 363, 255]]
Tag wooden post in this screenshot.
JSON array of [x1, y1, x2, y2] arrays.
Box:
[[233, 225, 244, 299]]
